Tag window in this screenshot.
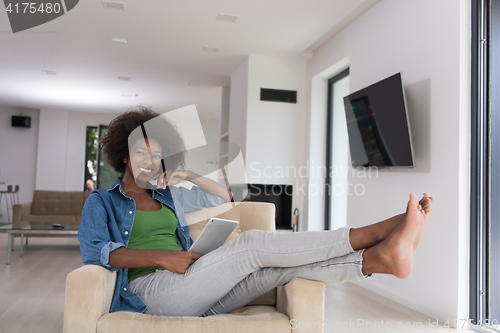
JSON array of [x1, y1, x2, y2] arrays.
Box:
[[84, 126, 98, 191], [470, 0, 500, 327], [84, 125, 120, 190], [325, 68, 350, 230]]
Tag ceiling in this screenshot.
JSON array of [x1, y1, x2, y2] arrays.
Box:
[[0, 0, 379, 119]]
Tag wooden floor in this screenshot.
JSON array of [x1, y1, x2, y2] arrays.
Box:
[[0, 233, 461, 333], [324, 283, 457, 333], [0, 234, 82, 333]]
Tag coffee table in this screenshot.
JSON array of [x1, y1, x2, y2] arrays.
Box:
[[0, 222, 80, 264]]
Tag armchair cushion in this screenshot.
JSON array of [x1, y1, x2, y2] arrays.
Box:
[[97, 307, 291, 333]]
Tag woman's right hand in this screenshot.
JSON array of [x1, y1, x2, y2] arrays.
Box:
[[155, 250, 201, 274], [109, 248, 201, 274]]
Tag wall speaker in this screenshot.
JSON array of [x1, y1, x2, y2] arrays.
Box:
[[260, 88, 297, 103], [12, 116, 31, 128]]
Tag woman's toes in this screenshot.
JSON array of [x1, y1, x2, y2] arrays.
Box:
[[419, 195, 433, 213], [419, 193, 430, 206]]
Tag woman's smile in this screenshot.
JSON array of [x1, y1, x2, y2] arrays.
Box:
[[138, 167, 153, 173]]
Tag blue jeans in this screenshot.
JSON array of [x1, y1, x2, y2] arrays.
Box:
[[128, 227, 367, 316]]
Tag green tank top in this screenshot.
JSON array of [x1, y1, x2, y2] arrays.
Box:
[[127, 204, 182, 282]]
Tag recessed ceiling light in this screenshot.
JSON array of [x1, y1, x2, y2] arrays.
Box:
[[202, 46, 220, 53], [216, 14, 238, 23], [111, 37, 127, 44], [42, 70, 56, 75], [102, 1, 125, 10], [187, 82, 201, 86], [118, 76, 131, 81]]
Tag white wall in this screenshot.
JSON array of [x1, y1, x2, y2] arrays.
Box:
[[0, 107, 39, 222], [229, 59, 249, 161], [36, 109, 69, 190], [245, 55, 308, 230], [36, 109, 116, 191], [229, 55, 309, 230], [306, 0, 470, 326], [220, 86, 230, 136], [182, 117, 221, 185]]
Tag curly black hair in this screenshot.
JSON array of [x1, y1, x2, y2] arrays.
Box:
[[101, 105, 186, 174]]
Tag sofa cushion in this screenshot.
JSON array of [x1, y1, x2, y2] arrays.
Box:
[[97, 306, 291, 333], [31, 190, 87, 216], [247, 289, 276, 306]]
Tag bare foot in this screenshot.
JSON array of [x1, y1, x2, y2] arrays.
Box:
[[373, 193, 433, 242], [350, 193, 433, 251], [362, 193, 432, 278]]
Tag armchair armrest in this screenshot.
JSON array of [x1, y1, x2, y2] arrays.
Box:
[[63, 265, 117, 333], [12, 202, 31, 225], [276, 278, 326, 332]]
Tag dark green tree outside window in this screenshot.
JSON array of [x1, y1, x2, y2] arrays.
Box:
[[84, 126, 98, 190], [84, 125, 121, 190], [96, 125, 121, 189]]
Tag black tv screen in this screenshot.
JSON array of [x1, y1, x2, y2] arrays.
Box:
[[343, 73, 414, 168]]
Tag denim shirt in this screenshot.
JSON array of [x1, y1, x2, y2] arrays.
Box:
[[77, 177, 224, 313]]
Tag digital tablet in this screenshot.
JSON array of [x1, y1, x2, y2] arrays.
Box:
[[189, 218, 238, 256]]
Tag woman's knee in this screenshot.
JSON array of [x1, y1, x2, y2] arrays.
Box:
[[240, 229, 266, 245]]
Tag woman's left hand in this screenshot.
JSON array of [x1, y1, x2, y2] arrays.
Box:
[[156, 170, 192, 189]]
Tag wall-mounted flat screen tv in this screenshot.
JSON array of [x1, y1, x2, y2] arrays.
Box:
[[343, 72, 414, 168]]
